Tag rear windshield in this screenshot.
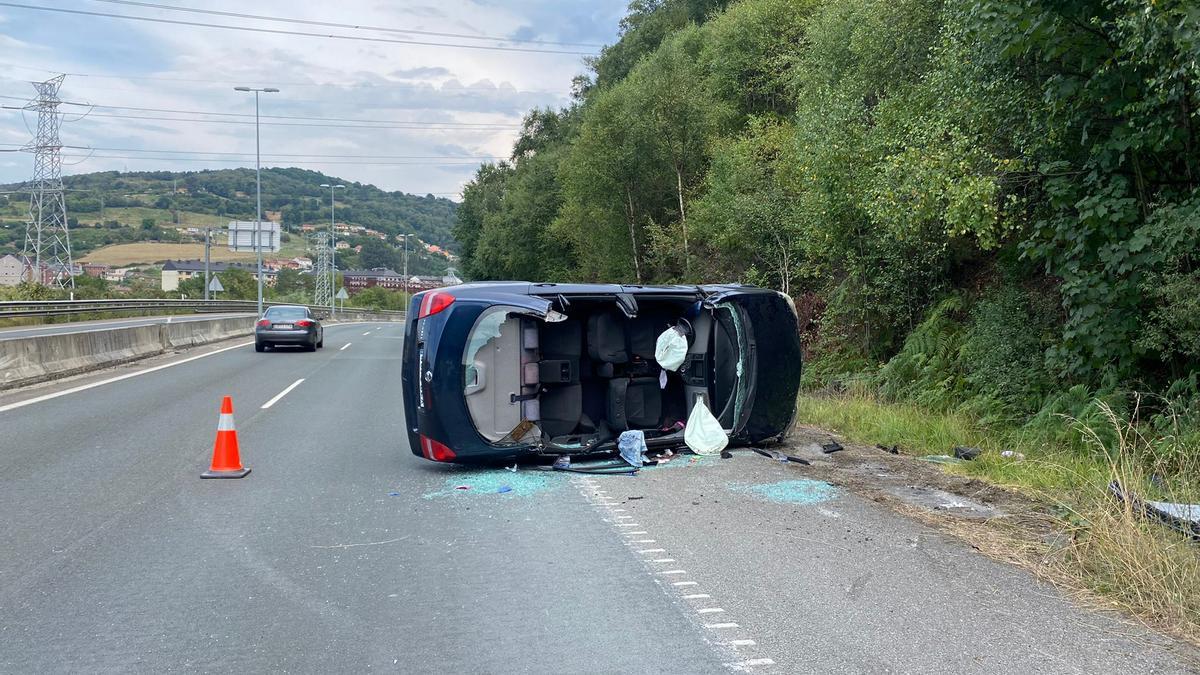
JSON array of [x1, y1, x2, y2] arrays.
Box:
[[265, 307, 307, 320]]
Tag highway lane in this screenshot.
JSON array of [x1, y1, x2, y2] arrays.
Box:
[[0, 312, 255, 340], [0, 322, 727, 673], [0, 321, 1194, 672]]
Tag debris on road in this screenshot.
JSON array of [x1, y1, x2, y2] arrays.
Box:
[[877, 444, 900, 455], [730, 479, 840, 505], [1000, 450, 1026, 461], [619, 430, 650, 468], [1109, 481, 1200, 541], [497, 486, 513, 494], [821, 441, 845, 454], [952, 446, 981, 461], [751, 448, 811, 466], [918, 455, 966, 465], [454, 485, 472, 491]]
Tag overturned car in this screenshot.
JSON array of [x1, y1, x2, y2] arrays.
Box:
[[401, 283, 802, 463]]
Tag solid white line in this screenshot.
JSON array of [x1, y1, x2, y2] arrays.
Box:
[[261, 378, 305, 409], [0, 340, 254, 413], [705, 623, 740, 629], [658, 570, 687, 575], [340, 342, 352, 351], [697, 608, 725, 614], [637, 549, 665, 554], [623, 531, 648, 535], [630, 539, 656, 544], [729, 640, 756, 647], [682, 594, 710, 599], [672, 581, 698, 586], [651, 558, 675, 563], [616, 523, 640, 527]]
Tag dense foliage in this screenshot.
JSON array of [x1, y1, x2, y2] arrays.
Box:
[[455, 0, 1200, 431]]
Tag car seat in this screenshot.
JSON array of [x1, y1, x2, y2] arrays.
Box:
[[538, 320, 582, 437], [607, 377, 662, 430]]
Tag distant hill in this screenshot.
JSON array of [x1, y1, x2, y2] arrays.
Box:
[[0, 166, 458, 250]]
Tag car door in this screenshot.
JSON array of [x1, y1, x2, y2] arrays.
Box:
[[701, 285, 802, 443]]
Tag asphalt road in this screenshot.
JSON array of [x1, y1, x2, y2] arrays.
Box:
[[0, 312, 255, 340], [0, 322, 1193, 673]]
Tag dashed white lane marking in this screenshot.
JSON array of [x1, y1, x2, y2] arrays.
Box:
[[362, 331, 371, 336], [572, 477, 774, 672], [731, 658, 775, 668], [340, 343, 352, 351], [261, 378, 305, 409]]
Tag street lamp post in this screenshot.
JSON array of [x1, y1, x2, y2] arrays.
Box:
[[320, 183, 345, 318], [234, 86, 279, 316], [398, 233, 412, 299]]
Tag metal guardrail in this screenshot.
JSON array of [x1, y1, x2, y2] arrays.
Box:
[[0, 299, 406, 320]]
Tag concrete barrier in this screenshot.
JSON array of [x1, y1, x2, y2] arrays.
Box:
[[0, 317, 256, 390]]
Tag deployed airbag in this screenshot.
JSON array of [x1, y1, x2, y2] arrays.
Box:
[[684, 398, 727, 455], [655, 327, 688, 371]]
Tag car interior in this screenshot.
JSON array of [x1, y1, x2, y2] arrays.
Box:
[[463, 295, 747, 452]]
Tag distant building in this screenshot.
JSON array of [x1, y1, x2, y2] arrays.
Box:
[[161, 259, 277, 291], [0, 253, 29, 286], [343, 267, 405, 293], [82, 263, 109, 278], [335, 240, 350, 250]]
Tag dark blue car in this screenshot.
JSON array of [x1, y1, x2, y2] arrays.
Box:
[[401, 282, 802, 463]]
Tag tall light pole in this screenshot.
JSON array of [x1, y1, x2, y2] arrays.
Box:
[[234, 86, 279, 316], [320, 183, 345, 318], [398, 233, 412, 298]]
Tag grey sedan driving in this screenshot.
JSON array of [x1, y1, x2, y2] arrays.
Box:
[[255, 305, 324, 352]]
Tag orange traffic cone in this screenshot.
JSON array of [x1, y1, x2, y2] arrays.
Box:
[[201, 396, 251, 479]]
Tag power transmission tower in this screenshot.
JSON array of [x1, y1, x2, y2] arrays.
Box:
[[21, 75, 74, 288], [313, 231, 333, 308]]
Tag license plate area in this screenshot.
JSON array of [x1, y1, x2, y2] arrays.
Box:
[[274, 323, 293, 330]]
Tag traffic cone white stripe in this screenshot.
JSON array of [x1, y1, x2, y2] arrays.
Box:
[[217, 413, 236, 431]]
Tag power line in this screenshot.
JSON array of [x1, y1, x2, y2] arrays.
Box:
[[89, 0, 605, 48], [0, 94, 520, 127], [0, 142, 505, 160], [60, 153, 486, 166], [0, 62, 571, 96], [0, 3, 595, 55], [0, 108, 520, 130]]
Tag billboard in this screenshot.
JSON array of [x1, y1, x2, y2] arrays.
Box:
[[227, 220, 281, 252]]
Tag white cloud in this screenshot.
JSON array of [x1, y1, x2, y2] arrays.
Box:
[[0, 0, 625, 195]]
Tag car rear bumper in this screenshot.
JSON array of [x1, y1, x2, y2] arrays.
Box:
[[257, 329, 315, 344]]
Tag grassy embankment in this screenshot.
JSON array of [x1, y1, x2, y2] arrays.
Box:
[[798, 390, 1200, 644]]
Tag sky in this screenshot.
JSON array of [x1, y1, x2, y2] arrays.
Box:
[[0, 0, 628, 199]]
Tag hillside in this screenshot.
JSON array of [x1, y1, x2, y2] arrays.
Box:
[[0, 167, 458, 271]]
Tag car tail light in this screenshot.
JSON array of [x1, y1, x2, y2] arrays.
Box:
[[420, 434, 456, 462], [417, 291, 454, 319], [296, 319, 313, 327], [256, 319, 270, 327]]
